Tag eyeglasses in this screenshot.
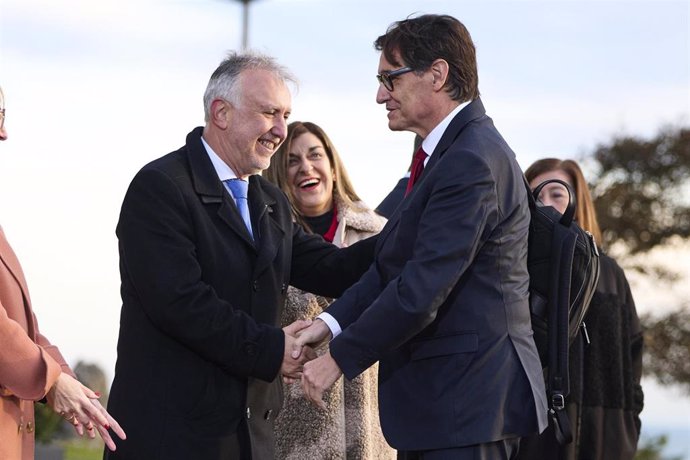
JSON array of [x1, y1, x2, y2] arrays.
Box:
[[0, 109, 4, 130], [376, 67, 414, 91]]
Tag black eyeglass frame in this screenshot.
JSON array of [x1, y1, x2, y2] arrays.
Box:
[[376, 67, 414, 91]]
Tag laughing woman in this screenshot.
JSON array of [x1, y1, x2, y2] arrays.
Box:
[[264, 121, 394, 460]]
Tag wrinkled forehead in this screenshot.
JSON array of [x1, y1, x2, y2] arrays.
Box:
[[239, 69, 291, 107]]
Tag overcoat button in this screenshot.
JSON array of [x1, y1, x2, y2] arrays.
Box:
[[264, 409, 273, 421], [243, 343, 257, 356]]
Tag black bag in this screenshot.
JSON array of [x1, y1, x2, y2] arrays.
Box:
[[524, 177, 600, 445]]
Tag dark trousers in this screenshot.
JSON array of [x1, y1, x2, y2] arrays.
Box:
[[226, 419, 252, 460], [398, 437, 521, 460]]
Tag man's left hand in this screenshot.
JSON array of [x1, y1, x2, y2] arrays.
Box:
[[301, 350, 342, 410]]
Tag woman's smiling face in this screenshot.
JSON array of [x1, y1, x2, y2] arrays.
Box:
[[287, 131, 335, 217]]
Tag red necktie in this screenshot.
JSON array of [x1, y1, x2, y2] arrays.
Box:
[[405, 146, 428, 196]]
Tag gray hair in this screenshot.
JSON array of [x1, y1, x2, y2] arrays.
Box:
[[203, 51, 297, 122]]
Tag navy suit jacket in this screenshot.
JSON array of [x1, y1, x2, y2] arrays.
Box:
[[328, 99, 548, 450], [106, 127, 375, 460], [375, 177, 407, 218]]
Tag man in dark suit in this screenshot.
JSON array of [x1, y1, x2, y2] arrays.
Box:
[[104, 52, 374, 460], [296, 14, 548, 459]]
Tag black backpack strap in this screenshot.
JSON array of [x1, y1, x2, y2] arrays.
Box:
[[524, 174, 579, 445], [531, 178, 577, 226], [550, 407, 573, 445], [548, 222, 577, 445]]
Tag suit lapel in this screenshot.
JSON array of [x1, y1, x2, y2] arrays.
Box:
[[428, 98, 487, 167], [249, 176, 284, 276], [405, 99, 488, 197], [185, 128, 287, 268], [0, 228, 37, 338], [217, 196, 256, 248], [187, 128, 257, 250], [0, 229, 31, 300], [376, 99, 488, 248]]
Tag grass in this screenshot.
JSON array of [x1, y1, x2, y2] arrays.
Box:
[[62, 439, 103, 460]]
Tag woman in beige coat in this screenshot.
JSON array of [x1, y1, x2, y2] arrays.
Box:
[[264, 121, 394, 459], [0, 86, 125, 459]]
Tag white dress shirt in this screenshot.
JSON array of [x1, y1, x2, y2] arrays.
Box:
[[201, 136, 248, 209]]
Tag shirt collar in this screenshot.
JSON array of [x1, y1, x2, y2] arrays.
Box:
[[421, 100, 471, 161], [201, 136, 239, 182]]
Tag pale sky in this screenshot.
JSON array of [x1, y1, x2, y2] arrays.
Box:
[[1, 0, 689, 449]]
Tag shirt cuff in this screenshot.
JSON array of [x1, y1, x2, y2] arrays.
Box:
[[316, 312, 342, 339]]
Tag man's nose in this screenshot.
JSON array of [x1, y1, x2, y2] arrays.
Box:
[[273, 116, 288, 140], [376, 84, 390, 104]]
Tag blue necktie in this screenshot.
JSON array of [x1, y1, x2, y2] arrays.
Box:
[[225, 179, 253, 240]]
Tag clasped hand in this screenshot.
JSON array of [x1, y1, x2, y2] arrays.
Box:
[[281, 319, 318, 382], [283, 318, 343, 410], [46, 373, 126, 451]]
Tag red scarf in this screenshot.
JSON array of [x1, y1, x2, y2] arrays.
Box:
[[322, 204, 339, 243]]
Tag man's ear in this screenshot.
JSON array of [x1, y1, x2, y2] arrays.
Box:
[[429, 59, 449, 91], [210, 99, 230, 129]]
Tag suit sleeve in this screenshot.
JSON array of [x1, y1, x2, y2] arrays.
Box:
[[289, 225, 377, 298], [117, 167, 284, 381], [329, 152, 497, 379], [0, 301, 64, 400]]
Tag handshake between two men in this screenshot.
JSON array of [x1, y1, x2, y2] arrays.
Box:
[[281, 318, 341, 411]]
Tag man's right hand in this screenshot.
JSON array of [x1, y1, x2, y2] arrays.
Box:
[[291, 318, 332, 360], [281, 319, 317, 381]]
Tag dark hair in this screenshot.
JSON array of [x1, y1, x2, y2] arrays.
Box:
[[374, 14, 480, 102], [525, 158, 603, 245]]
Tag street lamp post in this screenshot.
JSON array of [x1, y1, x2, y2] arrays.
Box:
[[232, 0, 258, 50]]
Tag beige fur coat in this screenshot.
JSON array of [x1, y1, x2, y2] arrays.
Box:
[[274, 200, 395, 460]]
